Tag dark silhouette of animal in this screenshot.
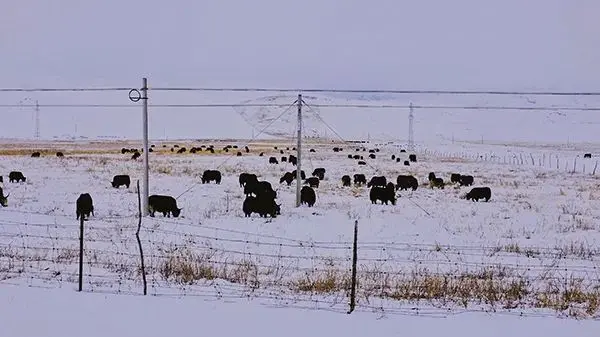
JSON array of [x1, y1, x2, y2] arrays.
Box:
[[274, 146, 278, 150], [31, 152, 41, 157], [353, 174, 366, 186], [233, 145, 238, 149], [409, 154, 417, 162], [148, 148, 154, 152], [391, 155, 395, 160], [304, 177, 320, 188], [288, 155, 297, 166], [430, 178, 445, 189], [369, 154, 376, 159], [56, 152, 64, 157], [367, 176, 387, 188], [397, 158, 401, 163], [208, 148, 215, 154], [396, 175, 418, 191], [202, 170, 222, 184], [9, 171, 26, 183], [121, 148, 130, 154], [341, 175, 351, 187], [269, 157, 278, 164], [312, 168, 326, 180], [369, 183, 396, 205], [403, 160, 409, 166], [173, 144, 180, 148], [333, 147, 341, 152], [111, 175, 131, 188], [279, 150, 284, 154], [244, 181, 276, 200], [259, 152, 264, 156], [236, 151, 242, 156], [280, 172, 295, 186], [0, 176, 3, 183], [368, 149, 375, 153], [177, 147, 186, 154], [190, 148, 198, 154], [239, 173, 259, 188], [450, 174, 461, 184], [245, 146, 250, 153], [428, 172, 436, 182], [358, 161, 367, 165], [131, 152, 141, 160], [292, 169, 306, 180], [242, 195, 281, 218], [76, 193, 94, 221], [0, 187, 9, 207], [148, 195, 182, 217], [309, 149, 316, 152], [353, 155, 361, 160], [584, 153, 592, 158], [400, 149, 406, 153], [300, 186, 316, 207], [465, 187, 491, 202], [459, 175, 474, 186], [281, 156, 287, 162], [348, 154, 353, 159]]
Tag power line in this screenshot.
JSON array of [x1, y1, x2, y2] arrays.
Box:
[[0, 87, 132, 92]]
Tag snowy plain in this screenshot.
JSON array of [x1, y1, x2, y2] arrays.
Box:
[[1, 93, 600, 335]]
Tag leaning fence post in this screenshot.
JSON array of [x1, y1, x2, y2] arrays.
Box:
[[136, 180, 148, 295], [78, 213, 84, 292], [593, 161, 598, 175], [348, 219, 359, 314]]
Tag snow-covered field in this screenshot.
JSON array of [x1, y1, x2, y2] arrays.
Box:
[[1, 137, 600, 321]]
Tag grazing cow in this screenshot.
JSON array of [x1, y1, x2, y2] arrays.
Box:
[[353, 155, 361, 160], [341, 175, 351, 187], [280, 172, 295, 186], [76, 193, 94, 221], [292, 169, 306, 180], [300, 186, 316, 207], [391, 155, 395, 160], [369, 183, 396, 205], [353, 174, 367, 186], [312, 168, 326, 180], [208, 148, 215, 154], [173, 144, 180, 148], [403, 160, 410, 166], [245, 146, 250, 153], [177, 148, 186, 154], [242, 195, 281, 218], [259, 152, 264, 157], [171, 148, 175, 152], [0, 187, 10, 207], [396, 175, 418, 191], [348, 154, 353, 159], [450, 173, 461, 184], [459, 175, 474, 187], [369, 154, 376, 159], [269, 156, 279, 164], [148, 148, 154, 152], [239, 173, 259, 188], [304, 177, 320, 188], [111, 174, 131, 188], [368, 149, 375, 153], [396, 158, 401, 163], [274, 146, 278, 150], [56, 152, 64, 157], [400, 149, 406, 153], [237, 151, 242, 156], [584, 153, 592, 158], [409, 154, 417, 162], [8, 171, 26, 183], [465, 187, 491, 202], [367, 176, 387, 188], [288, 155, 297, 166], [190, 148, 197, 154], [202, 170, 222, 184], [309, 149, 316, 153], [148, 194, 182, 217], [333, 147, 340, 152], [428, 172, 437, 182], [280, 150, 284, 154], [232, 145, 238, 149], [131, 152, 141, 160], [358, 161, 367, 165], [430, 177, 445, 189], [31, 152, 41, 158], [281, 156, 287, 162], [244, 180, 277, 200], [121, 148, 130, 154]]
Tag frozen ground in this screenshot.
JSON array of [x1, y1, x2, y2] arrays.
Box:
[[1, 138, 600, 321]]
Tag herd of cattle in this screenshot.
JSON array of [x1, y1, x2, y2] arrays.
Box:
[[0, 143, 498, 220]]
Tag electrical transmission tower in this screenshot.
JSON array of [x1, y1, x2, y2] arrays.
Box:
[[408, 102, 414, 151]]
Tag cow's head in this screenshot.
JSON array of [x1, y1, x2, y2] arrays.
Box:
[[0, 193, 9, 207], [172, 208, 182, 218]]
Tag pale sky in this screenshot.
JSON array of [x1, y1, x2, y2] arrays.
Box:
[[1, 0, 599, 140]]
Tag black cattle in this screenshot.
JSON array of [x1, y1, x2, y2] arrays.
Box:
[[242, 195, 281, 218], [358, 161, 367, 165], [403, 160, 410, 166], [279, 150, 284, 154], [0, 176, 2, 183], [292, 169, 306, 180], [400, 149, 406, 153], [280, 172, 295, 186], [190, 148, 198, 154], [111, 174, 131, 188], [244, 180, 276, 200], [333, 147, 341, 152], [309, 149, 316, 153], [369, 183, 396, 205], [56, 152, 64, 157], [237, 151, 242, 156], [148, 195, 182, 217], [584, 153, 592, 158], [391, 155, 395, 160], [304, 177, 320, 188], [131, 152, 141, 160], [151, 144, 155, 148], [367, 176, 387, 188], [274, 146, 278, 150], [465, 187, 491, 202], [450, 173, 461, 184], [8, 171, 26, 183], [232, 145, 238, 149], [177, 148, 186, 154], [239, 173, 259, 188], [76, 193, 94, 221], [245, 146, 250, 153], [0, 187, 9, 207], [173, 144, 180, 148], [259, 152, 264, 156], [202, 170, 222, 184], [281, 156, 287, 162], [170, 148, 175, 152], [341, 175, 351, 187], [430, 177, 445, 189], [312, 168, 326, 180], [353, 174, 366, 186], [163, 145, 168, 148], [368, 149, 375, 153], [348, 154, 353, 159], [148, 148, 154, 153], [459, 175, 474, 187], [369, 154, 376, 159], [428, 172, 436, 182], [121, 148, 130, 154], [31, 152, 41, 158], [208, 148, 215, 154], [396, 158, 401, 163], [269, 157, 279, 164], [409, 154, 417, 162], [300, 186, 316, 207], [353, 155, 361, 160], [288, 155, 297, 166], [396, 175, 418, 191]]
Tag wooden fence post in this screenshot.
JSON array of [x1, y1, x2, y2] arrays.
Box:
[[78, 214, 84, 292], [136, 180, 148, 295], [348, 220, 359, 314]]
